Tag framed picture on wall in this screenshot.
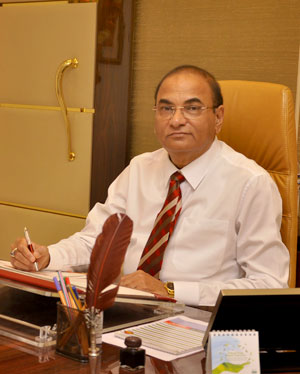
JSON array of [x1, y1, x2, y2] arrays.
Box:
[[98, 0, 124, 64]]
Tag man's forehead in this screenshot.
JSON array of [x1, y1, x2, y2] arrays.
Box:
[[157, 71, 213, 102]]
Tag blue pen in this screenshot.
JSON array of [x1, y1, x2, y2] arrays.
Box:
[[72, 285, 79, 299], [71, 285, 83, 309], [53, 276, 67, 306]]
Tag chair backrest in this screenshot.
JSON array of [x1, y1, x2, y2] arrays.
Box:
[[218, 80, 298, 287]]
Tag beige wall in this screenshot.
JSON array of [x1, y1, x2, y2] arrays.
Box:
[[0, 2, 96, 258], [129, 0, 300, 158]]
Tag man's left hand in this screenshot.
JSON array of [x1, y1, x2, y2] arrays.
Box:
[[120, 270, 169, 297]]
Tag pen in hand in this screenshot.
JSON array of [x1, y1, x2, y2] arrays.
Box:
[[24, 227, 39, 271]]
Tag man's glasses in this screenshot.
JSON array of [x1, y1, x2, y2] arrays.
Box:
[[153, 104, 217, 120]]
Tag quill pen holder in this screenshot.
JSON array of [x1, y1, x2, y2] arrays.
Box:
[[55, 303, 103, 362], [85, 306, 103, 356]]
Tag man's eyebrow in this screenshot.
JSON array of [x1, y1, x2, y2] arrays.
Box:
[[184, 97, 203, 105], [158, 98, 204, 105], [158, 99, 173, 105]]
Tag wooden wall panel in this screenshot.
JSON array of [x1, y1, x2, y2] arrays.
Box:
[[90, 0, 134, 206]]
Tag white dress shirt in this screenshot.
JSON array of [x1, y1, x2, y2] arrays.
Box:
[[48, 139, 289, 306]]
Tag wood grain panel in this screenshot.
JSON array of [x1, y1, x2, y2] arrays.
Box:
[[90, 0, 134, 205]]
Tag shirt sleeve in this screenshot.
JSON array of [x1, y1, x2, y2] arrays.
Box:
[[173, 173, 290, 306], [47, 166, 130, 270]]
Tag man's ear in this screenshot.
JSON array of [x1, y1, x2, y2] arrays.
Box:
[[215, 105, 224, 134]]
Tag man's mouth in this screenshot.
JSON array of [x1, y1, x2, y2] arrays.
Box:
[[167, 132, 189, 137]]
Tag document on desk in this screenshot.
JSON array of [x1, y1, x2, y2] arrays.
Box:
[[102, 315, 208, 361], [0, 260, 86, 292], [0, 260, 161, 300]]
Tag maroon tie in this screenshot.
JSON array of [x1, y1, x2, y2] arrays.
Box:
[[138, 171, 185, 278]]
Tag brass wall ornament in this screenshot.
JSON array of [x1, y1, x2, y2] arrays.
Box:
[[0, 200, 86, 220], [55, 58, 79, 161], [0, 102, 94, 113]]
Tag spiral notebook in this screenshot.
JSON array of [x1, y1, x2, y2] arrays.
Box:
[[206, 330, 260, 374]]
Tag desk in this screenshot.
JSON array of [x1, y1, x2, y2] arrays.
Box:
[[0, 285, 298, 374], [1, 335, 299, 374], [0, 285, 210, 374], [1, 314, 300, 373], [0, 336, 206, 374]]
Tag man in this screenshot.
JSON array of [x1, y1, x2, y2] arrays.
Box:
[[10, 65, 289, 306]]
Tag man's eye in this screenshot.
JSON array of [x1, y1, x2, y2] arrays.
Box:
[[160, 106, 173, 112], [185, 105, 201, 112]]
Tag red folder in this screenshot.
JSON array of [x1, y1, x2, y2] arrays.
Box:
[[0, 268, 58, 292], [0, 268, 85, 294]]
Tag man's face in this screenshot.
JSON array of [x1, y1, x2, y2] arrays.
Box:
[[154, 71, 224, 168]]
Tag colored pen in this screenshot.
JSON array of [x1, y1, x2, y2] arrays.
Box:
[[65, 277, 83, 310], [68, 288, 77, 309], [68, 284, 83, 310], [72, 285, 79, 299], [72, 285, 84, 309], [24, 227, 39, 271], [64, 277, 77, 309], [53, 276, 67, 306], [58, 271, 71, 307]]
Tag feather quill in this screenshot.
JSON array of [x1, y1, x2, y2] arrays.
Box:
[[86, 213, 133, 311]]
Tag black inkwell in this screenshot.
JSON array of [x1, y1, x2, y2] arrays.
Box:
[[119, 336, 145, 373]]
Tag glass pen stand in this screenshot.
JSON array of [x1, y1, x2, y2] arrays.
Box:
[[55, 302, 103, 363]]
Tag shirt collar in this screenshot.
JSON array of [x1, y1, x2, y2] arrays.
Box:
[[160, 138, 221, 190], [180, 138, 221, 190], [160, 151, 179, 189]]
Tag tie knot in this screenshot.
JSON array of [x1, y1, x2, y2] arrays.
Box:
[[171, 171, 185, 184]]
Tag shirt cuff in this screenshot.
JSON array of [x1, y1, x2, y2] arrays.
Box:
[[173, 280, 201, 306], [47, 244, 71, 270]]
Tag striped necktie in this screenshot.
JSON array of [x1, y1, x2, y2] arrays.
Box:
[[138, 171, 185, 278]]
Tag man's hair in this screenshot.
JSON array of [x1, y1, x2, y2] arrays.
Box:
[[154, 65, 223, 107]]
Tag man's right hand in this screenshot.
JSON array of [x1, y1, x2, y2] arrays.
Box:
[[10, 238, 50, 272]]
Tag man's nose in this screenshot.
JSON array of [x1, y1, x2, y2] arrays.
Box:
[[170, 107, 187, 125]]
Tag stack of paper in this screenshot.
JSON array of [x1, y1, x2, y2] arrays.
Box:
[[103, 315, 208, 361], [0, 260, 172, 301]]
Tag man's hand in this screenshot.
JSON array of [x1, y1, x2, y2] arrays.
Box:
[[10, 238, 50, 272], [120, 270, 169, 297]]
